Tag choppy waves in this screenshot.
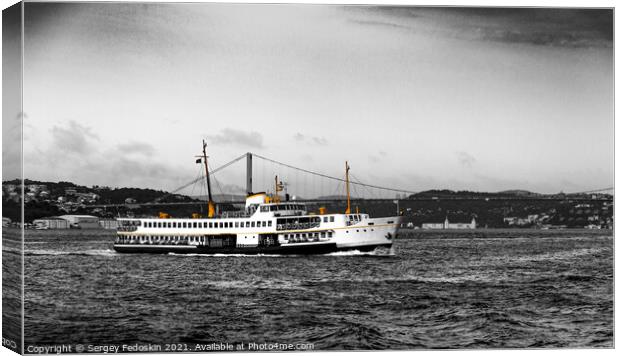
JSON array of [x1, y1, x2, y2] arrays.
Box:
[[19, 229, 613, 349]]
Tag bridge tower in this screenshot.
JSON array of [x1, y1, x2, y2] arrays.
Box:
[[246, 152, 253, 195]]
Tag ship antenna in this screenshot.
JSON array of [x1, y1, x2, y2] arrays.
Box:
[[345, 161, 351, 214], [202, 140, 215, 218]]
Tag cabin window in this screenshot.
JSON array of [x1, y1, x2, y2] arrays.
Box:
[[328, 232, 333, 237], [261, 206, 269, 212], [261, 221, 265, 227], [218, 222, 222, 228], [368, 222, 374, 226], [330, 216, 334, 222], [240, 221, 245, 228], [251, 221, 255, 228], [235, 222, 239, 228], [208, 222, 212, 228], [323, 217, 328, 223], [268, 221, 272, 227], [192, 222, 196, 228]]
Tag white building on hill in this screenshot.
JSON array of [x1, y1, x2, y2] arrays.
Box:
[[422, 216, 476, 229]]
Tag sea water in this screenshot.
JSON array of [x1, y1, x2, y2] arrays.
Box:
[[2, 228, 613, 350]]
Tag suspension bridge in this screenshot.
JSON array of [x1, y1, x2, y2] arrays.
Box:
[[86, 152, 614, 210]]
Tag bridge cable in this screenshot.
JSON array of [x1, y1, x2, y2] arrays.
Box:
[[251, 153, 418, 195], [152, 153, 247, 203]]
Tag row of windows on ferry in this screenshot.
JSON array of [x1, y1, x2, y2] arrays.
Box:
[[143, 220, 273, 229], [283, 231, 333, 240], [116, 235, 205, 244], [260, 204, 304, 212]]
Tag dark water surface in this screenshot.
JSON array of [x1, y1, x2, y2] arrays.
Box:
[[14, 229, 613, 350]]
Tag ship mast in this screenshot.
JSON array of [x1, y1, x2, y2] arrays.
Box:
[[274, 175, 283, 203], [202, 140, 215, 218], [345, 161, 351, 214]]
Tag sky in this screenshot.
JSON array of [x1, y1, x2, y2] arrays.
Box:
[[7, 2, 614, 196]]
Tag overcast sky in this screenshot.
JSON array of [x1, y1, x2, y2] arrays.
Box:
[[11, 3, 613, 196]]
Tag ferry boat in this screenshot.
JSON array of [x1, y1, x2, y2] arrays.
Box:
[[113, 142, 402, 255]]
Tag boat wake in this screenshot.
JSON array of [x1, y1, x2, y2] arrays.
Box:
[[25, 249, 118, 257], [325, 246, 396, 257]]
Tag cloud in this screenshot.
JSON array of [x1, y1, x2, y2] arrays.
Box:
[[293, 132, 329, 146], [79, 155, 190, 190], [353, 7, 612, 48], [50, 120, 99, 154], [348, 19, 411, 31], [369, 151, 388, 163], [456, 151, 476, 168], [208, 128, 264, 149], [117, 141, 156, 156], [312, 137, 328, 145]]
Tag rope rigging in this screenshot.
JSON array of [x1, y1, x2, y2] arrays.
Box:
[[151, 153, 246, 203]]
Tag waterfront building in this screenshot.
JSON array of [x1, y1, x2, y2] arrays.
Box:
[[33, 217, 70, 230], [58, 215, 100, 229]]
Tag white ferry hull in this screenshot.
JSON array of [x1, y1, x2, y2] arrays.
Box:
[[113, 241, 393, 255]]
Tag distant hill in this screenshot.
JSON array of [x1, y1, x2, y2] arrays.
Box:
[[498, 190, 541, 197], [2, 179, 200, 222], [410, 189, 548, 199]]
